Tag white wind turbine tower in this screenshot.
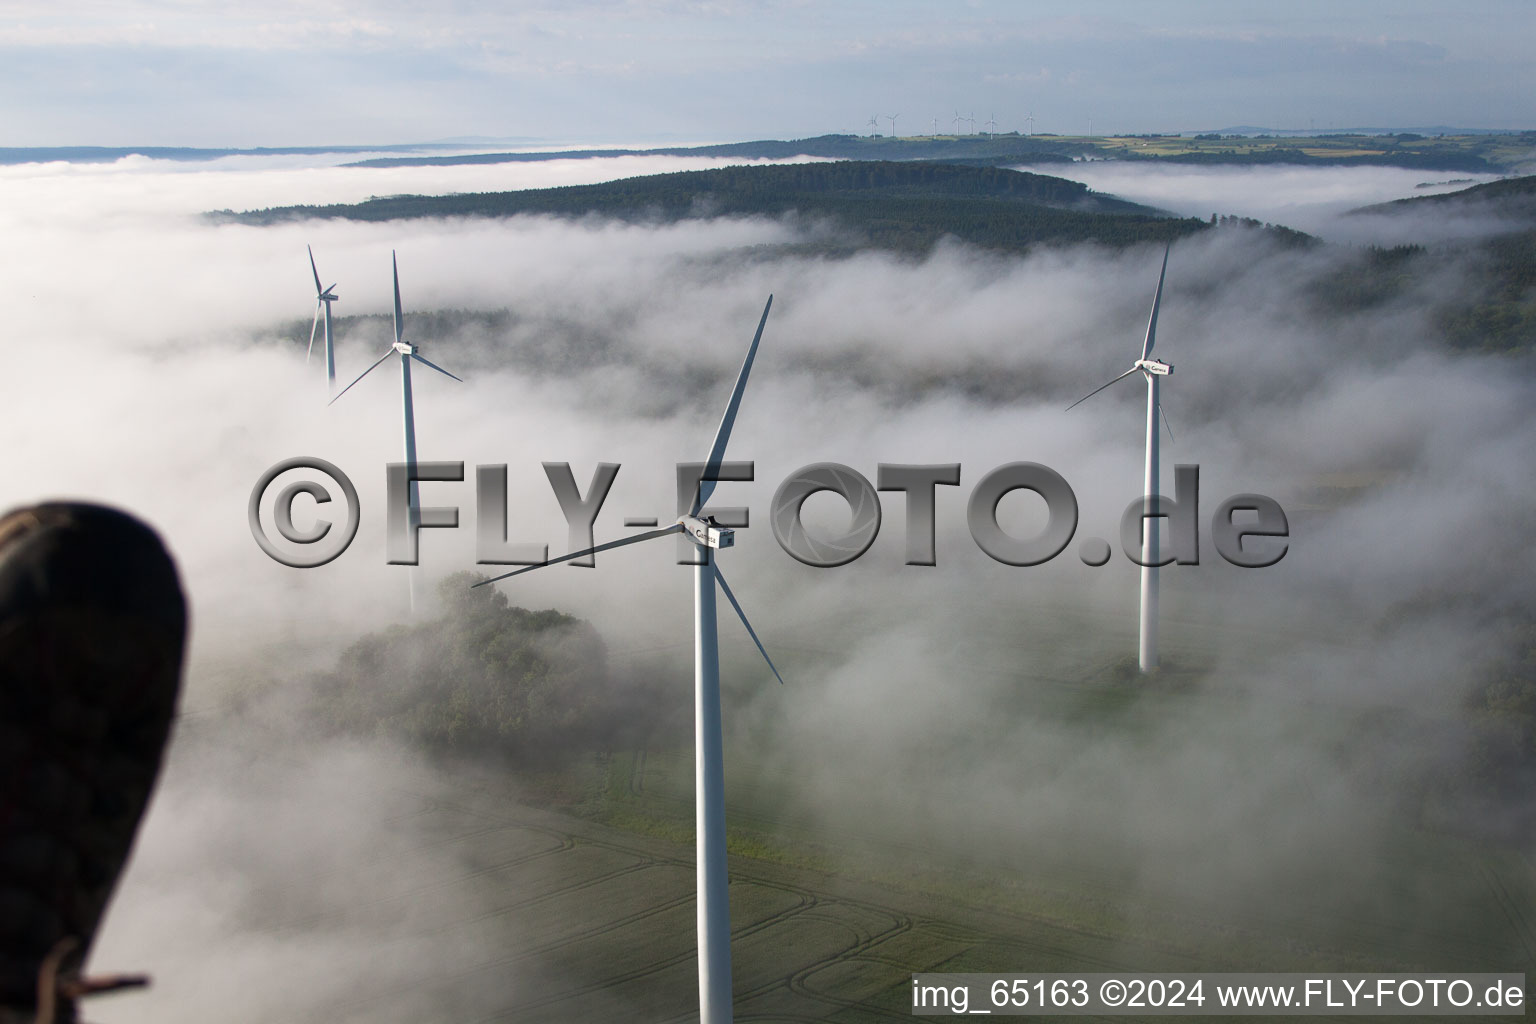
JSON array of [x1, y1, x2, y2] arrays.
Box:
[[1067, 243, 1174, 673], [931, 116, 939, 136], [307, 245, 338, 396], [887, 113, 899, 137], [478, 296, 781, 1024], [331, 251, 463, 613], [985, 113, 998, 137]]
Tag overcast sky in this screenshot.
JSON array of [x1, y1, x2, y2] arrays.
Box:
[[2, 1, 1531, 147]]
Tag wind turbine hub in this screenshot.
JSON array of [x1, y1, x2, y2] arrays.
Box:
[[679, 515, 735, 550]]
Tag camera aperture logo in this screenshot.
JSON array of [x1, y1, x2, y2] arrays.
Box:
[[248, 458, 1289, 571]]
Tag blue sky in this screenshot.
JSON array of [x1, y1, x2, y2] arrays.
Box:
[[2, 1, 1531, 146]]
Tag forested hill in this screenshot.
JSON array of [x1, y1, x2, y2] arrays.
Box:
[[344, 134, 1087, 168], [1336, 176, 1536, 353], [1356, 174, 1536, 221], [214, 160, 1228, 255]]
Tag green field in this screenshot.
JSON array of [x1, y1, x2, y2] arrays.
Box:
[[255, 736, 1536, 1022], [258, 603, 1536, 1023], [1081, 131, 1536, 171]]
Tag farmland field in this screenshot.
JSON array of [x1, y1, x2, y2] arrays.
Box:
[[214, 599, 1536, 1023], [240, 742, 1536, 1023]]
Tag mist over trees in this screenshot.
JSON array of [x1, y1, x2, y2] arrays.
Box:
[[310, 572, 646, 762], [215, 161, 1216, 255]]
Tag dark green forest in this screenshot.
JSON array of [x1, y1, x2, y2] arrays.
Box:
[[217, 160, 1222, 255], [310, 572, 662, 762], [1342, 176, 1536, 352]]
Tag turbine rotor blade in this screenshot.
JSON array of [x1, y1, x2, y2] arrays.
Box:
[[308, 302, 321, 362], [1065, 365, 1139, 411], [692, 295, 773, 517], [713, 562, 784, 685], [410, 353, 463, 382], [1141, 242, 1171, 362], [328, 349, 394, 405], [308, 244, 323, 295], [474, 524, 686, 587], [391, 251, 405, 345]]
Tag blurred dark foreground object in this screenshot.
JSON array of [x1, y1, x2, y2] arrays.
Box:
[[0, 504, 186, 1024]]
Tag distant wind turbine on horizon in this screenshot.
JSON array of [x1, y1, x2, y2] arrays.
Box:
[[477, 296, 782, 1024], [866, 114, 880, 137], [1067, 243, 1175, 673], [306, 245, 338, 397], [887, 113, 899, 137], [330, 251, 463, 613]]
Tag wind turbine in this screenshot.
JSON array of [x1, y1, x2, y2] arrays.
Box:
[[985, 113, 998, 137], [866, 114, 880, 137], [307, 245, 338, 396], [1066, 243, 1174, 673], [931, 116, 939, 136], [1024, 111, 1036, 134], [330, 251, 463, 613], [477, 296, 781, 1024], [887, 113, 899, 137], [966, 111, 977, 134], [952, 110, 963, 134]]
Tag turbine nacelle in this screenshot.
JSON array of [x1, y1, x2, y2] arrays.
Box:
[[318, 286, 338, 303], [679, 515, 735, 550], [1136, 358, 1172, 376], [394, 341, 415, 356]]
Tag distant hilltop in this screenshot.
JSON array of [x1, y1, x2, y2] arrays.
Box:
[[211, 159, 1315, 257], [4, 130, 1531, 173], [339, 132, 1530, 174]]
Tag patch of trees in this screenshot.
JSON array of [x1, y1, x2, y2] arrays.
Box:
[[1439, 230, 1536, 353], [309, 572, 657, 763], [1305, 230, 1536, 353], [1310, 244, 1428, 312], [1456, 613, 1536, 837], [1207, 214, 1315, 248]]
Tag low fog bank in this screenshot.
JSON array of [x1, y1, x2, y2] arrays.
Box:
[[7, 155, 1534, 1014], [1020, 161, 1514, 244]]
